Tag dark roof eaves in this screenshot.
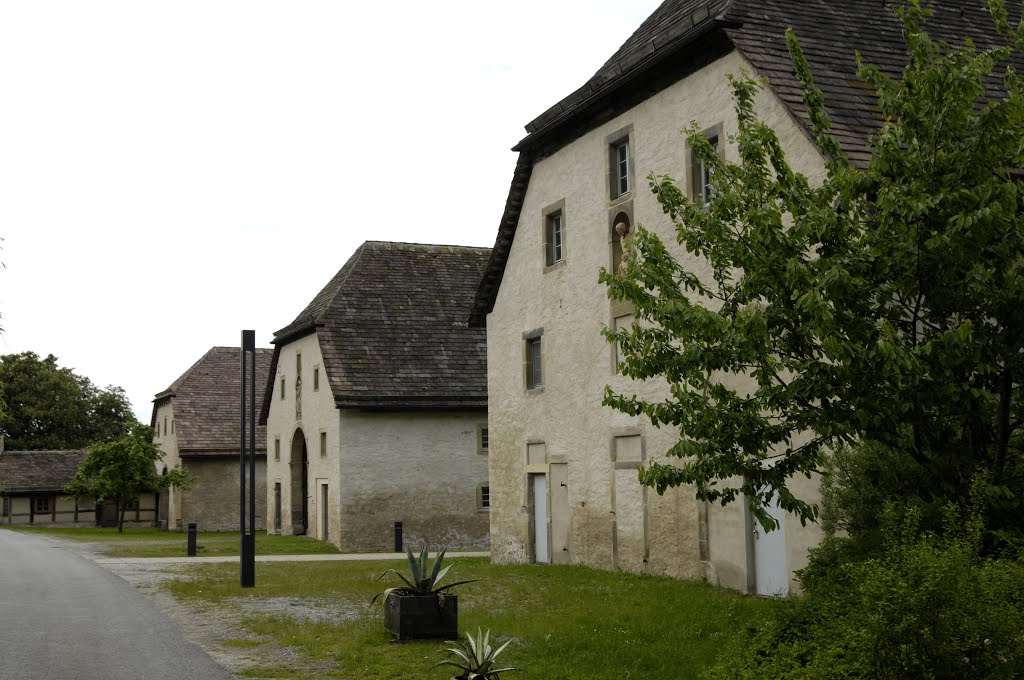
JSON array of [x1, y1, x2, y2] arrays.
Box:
[[513, 17, 737, 153]]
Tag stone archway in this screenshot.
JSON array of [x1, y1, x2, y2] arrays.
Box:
[[290, 429, 309, 535]]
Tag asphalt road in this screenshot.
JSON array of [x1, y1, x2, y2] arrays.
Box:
[[0, 530, 233, 680]]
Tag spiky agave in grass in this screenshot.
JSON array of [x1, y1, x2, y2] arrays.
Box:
[[371, 546, 480, 604], [432, 628, 522, 680]]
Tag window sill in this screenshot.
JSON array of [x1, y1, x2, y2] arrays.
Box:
[[525, 386, 545, 396], [543, 260, 566, 274]]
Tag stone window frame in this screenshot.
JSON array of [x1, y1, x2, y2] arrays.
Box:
[[523, 328, 544, 394], [477, 483, 491, 512], [33, 496, 50, 514], [313, 365, 320, 391], [689, 122, 724, 204], [477, 424, 489, 455], [319, 430, 327, 458], [606, 123, 635, 202], [610, 428, 646, 468], [163, 417, 168, 436], [542, 199, 567, 271], [274, 437, 281, 462], [171, 419, 175, 434], [280, 376, 286, 400]]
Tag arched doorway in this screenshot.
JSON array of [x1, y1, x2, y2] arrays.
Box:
[[290, 429, 309, 535]]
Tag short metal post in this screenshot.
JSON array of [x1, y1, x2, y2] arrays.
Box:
[[187, 522, 197, 556]]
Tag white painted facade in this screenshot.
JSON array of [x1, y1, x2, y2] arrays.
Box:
[[487, 50, 824, 593]]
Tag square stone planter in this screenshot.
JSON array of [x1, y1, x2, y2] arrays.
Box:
[[383, 591, 458, 641]]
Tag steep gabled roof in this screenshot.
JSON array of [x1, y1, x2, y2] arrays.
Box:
[[261, 241, 491, 419], [0, 450, 86, 494], [471, 0, 1009, 325], [153, 346, 272, 454]]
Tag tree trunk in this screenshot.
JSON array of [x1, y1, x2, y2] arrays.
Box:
[[117, 501, 125, 533]]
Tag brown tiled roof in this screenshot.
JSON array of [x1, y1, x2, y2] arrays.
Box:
[[471, 0, 1010, 324], [153, 347, 272, 454], [262, 241, 490, 418], [0, 450, 86, 494]]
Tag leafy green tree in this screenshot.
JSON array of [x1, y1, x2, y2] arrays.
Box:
[[65, 425, 193, 532], [601, 0, 1024, 547], [0, 351, 138, 450]]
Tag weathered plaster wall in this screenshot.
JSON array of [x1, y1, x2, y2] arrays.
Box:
[[265, 333, 341, 544], [337, 410, 490, 552], [488, 49, 825, 591], [180, 456, 266, 532]]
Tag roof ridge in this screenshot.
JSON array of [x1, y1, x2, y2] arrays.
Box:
[[154, 346, 219, 401], [271, 242, 370, 342]]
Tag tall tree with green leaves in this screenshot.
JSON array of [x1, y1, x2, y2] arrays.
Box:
[[65, 425, 193, 532], [0, 351, 138, 450], [601, 0, 1024, 550]]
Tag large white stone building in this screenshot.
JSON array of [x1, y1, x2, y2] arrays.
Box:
[[260, 241, 492, 552], [469, 0, 982, 594]]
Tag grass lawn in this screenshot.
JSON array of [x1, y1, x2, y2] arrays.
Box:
[[0, 526, 340, 558], [165, 557, 779, 679]]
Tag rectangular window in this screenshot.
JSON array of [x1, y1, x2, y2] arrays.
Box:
[[280, 377, 285, 400], [320, 431, 327, 457], [545, 212, 564, 266], [163, 417, 167, 435], [296, 353, 302, 376], [480, 485, 490, 510], [171, 419, 174, 434], [478, 426, 489, 454], [693, 133, 721, 204], [34, 496, 50, 514], [313, 367, 320, 391], [274, 437, 281, 462], [525, 336, 542, 390], [614, 140, 630, 197]]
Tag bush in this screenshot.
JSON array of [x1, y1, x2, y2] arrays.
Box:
[[703, 498, 1024, 679]]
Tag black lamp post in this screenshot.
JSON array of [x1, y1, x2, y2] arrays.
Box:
[[240, 330, 257, 587]]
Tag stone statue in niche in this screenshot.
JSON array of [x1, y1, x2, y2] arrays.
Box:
[[295, 374, 302, 419], [616, 222, 632, 274]]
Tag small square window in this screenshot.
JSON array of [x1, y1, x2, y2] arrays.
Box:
[[525, 336, 542, 390], [274, 437, 281, 462], [34, 496, 50, 514], [313, 367, 320, 391], [545, 212, 564, 266], [320, 431, 327, 457]]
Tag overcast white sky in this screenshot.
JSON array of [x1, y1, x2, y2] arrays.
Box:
[[0, 1, 664, 422]]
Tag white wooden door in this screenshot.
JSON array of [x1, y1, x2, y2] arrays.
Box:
[[754, 497, 788, 596], [532, 474, 550, 564]]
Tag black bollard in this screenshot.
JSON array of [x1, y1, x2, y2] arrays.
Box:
[[187, 522, 197, 556]]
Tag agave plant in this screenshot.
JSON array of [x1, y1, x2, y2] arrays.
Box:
[[432, 628, 521, 679], [371, 546, 480, 604]]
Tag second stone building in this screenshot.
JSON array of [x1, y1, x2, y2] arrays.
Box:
[[260, 240, 491, 551]]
